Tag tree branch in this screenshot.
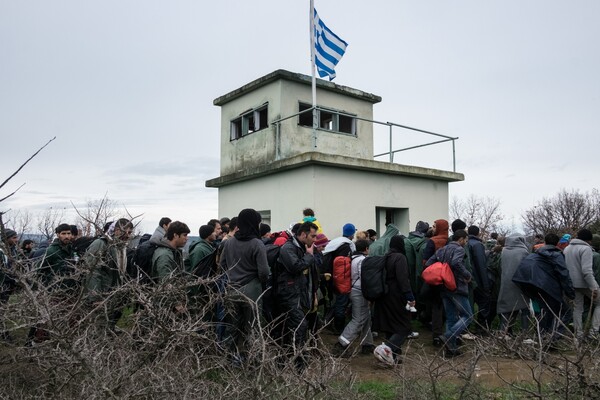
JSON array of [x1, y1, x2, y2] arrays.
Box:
[[0, 136, 56, 192]]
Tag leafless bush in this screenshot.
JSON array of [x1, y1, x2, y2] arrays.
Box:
[[450, 195, 504, 240], [522, 188, 600, 236], [0, 257, 358, 399], [36, 207, 66, 241]]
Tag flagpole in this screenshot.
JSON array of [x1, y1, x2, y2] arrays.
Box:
[[310, 0, 317, 148]]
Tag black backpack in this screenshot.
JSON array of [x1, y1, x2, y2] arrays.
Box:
[[72, 236, 97, 256], [193, 249, 219, 278], [360, 254, 389, 301], [265, 243, 283, 287], [133, 240, 158, 282], [321, 242, 352, 274]]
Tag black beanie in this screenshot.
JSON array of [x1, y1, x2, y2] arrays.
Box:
[[259, 223, 271, 237], [577, 229, 593, 242], [3, 229, 17, 241], [199, 224, 215, 240], [451, 219, 466, 232]]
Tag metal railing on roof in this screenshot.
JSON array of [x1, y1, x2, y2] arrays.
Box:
[[270, 106, 459, 172]]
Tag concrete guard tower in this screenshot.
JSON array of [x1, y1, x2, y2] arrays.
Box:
[[206, 69, 464, 238]]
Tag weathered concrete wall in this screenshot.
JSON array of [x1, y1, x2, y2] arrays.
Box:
[[277, 80, 375, 161], [216, 70, 379, 176], [217, 80, 281, 176], [217, 163, 450, 239]]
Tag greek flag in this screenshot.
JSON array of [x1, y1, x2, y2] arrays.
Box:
[[313, 9, 348, 80]]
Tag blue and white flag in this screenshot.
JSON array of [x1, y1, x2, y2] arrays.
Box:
[[313, 8, 348, 81]]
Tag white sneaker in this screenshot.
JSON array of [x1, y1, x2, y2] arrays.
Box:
[[373, 343, 394, 366], [407, 331, 419, 339], [461, 333, 477, 341]]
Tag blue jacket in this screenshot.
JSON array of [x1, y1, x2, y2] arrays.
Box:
[[468, 235, 490, 292], [512, 245, 575, 303], [426, 241, 471, 296]]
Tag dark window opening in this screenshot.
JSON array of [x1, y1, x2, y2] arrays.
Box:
[[338, 114, 355, 134], [299, 103, 312, 126], [298, 102, 356, 136], [230, 103, 269, 141]]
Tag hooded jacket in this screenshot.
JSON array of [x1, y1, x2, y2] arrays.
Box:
[[422, 219, 449, 262], [512, 244, 575, 303], [152, 242, 184, 283], [368, 223, 399, 257], [564, 238, 597, 290], [497, 234, 530, 314], [426, 241, 471, 296], [187, 239, 214, 273], [84, 236, 128, 303]]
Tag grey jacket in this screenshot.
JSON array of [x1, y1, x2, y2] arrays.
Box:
[[219, 237, 269, 287], [564, 239, 597, 290], [497, 234, 529, 314]]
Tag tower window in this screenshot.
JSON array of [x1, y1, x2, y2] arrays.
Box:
[[298, 103, 356, 135], [230, 103, 269, 141]]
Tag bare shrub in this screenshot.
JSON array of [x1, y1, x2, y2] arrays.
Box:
[[0, 256, 357, 399], [522, 188, 600, 236], [450, 195, 504, 240]]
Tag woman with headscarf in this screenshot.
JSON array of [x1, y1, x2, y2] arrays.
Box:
[[497, 234, 531, 336], [219, 209, 270, 366], [372, 235, 415, 366]]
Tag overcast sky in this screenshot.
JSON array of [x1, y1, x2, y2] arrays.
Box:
[[1, 1, 599, 235]]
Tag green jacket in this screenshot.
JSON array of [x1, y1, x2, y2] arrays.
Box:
[[369, 224, 400, 257], [593, 251, 600, 286], [186, 239, 214, 274], [404, 234, 429, 294], [39, 239, 74, 288], [84, 238, 127, 303], [152, 245, 184, 283]]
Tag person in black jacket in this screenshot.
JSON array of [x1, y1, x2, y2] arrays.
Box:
[[467, 225, 494, 333], [512, 233, 575, 342], [276, 221, 318, 369], [372, 235, 415, 365]]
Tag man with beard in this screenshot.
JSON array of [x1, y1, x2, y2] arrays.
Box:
[[84, 218, 134, 330], [27, 224, 76, 344], [38, 223, 76, 289], [276, 221, 319, 369]]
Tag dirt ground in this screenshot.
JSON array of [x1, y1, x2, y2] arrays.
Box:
[[319, 324, 558, 388]]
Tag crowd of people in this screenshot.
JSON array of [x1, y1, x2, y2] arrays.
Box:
[[1, 208, 599, 370]]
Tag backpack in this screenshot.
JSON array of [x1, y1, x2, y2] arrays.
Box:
[[360, 254, 389, 301], [193, 249, 219, 278], [322, 242, 352, 274], [332, 255, 352, 294], [133, 240, 158, 282], [72, 236, 97, 256], [137, 233, 152, 246], [421, 261, 457, 291]]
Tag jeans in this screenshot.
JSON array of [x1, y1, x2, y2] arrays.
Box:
[[573, 288, 600, 336], [442, 294, 473, 351], [339, 289, 373, 347]]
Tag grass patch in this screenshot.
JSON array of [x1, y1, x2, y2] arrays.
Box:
[[355, 381, 397, 400]]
